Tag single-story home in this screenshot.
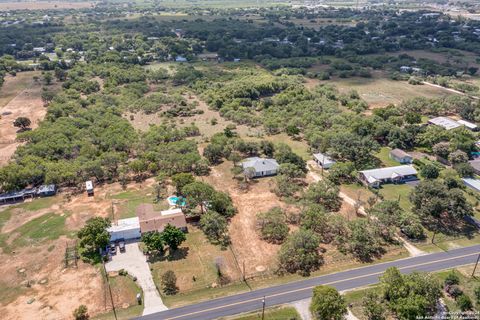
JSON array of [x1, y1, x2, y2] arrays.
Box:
[[107, 217, 141, 242], [389, 149, 413, 164], [313, 152, 336, 169], [242, 157, 280, 178], [463, 178, 480, 192], [428, 117, 478, 131], [428, 117, 462, 130], [359, 165, 418, 188], [137, 204, 187, 234], [469, 159, 480, 175], [108, 204, 188, 241]]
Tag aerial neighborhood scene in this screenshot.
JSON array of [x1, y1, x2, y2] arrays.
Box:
[[2, 0, 480, 319]]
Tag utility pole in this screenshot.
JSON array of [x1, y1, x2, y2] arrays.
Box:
[[103, 261, 118, 320], [472, 253, 480, 277], [261, 296, 266, 320]]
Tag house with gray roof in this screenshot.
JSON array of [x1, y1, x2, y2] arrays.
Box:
[[359, 165, 418, 188], [242, 157, 279, 178]]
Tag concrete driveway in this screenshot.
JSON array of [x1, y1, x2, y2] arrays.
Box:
[[105, 242, 168, 315]]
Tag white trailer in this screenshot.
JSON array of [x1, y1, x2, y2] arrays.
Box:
[[85, 180, 94, 196]]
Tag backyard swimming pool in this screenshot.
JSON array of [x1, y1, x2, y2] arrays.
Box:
[[167, 196, 186, 207]]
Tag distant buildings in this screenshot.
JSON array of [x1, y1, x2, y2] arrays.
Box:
[[359, 165, 418, 188], [0, 184, 56, 204], [242, 157, 279, 178]]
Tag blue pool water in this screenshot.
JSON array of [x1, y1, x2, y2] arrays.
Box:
[[168, 196, 186, 206]]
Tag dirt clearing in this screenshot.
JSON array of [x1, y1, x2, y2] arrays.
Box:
[[0, 72, 54, 167], [202, 161, 296, 276]]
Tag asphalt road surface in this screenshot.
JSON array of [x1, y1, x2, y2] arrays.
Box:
[[138, 244, 480, 320]]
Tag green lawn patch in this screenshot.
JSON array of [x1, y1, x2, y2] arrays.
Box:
[[225, 306, 300, 320], [378, 184, 413, 213], [6, 212, 73, 251], [375, 147, 401, 167], [150, 226, 242, 307], [109, 189, 170, 219]]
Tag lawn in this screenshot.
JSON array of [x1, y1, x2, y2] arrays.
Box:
[[375, 147, 402, 167], [150, 226, 243, 307], [2, 211, 74, 253], [246, 133, 311, 161], [378, 184, 413, 213], [224, 306, 300, 320], [109, 188, 170, 219]]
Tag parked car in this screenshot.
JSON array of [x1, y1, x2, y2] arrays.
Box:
[[118, 239, 126, 253], [109, 243, 116, 255]]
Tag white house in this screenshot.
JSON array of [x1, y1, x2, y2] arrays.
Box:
[[359, 165, 418, 188], [107, 217, 141, 242]]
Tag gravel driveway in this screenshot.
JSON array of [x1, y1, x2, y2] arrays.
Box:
[[105, 242, 168, 315]]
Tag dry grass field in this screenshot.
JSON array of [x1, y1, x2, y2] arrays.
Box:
[[317, 71, 452, 108]]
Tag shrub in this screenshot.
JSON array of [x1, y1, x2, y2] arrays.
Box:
[[444, 271, 460, 286], [73, 305, 89, 320], [457, 294, 473, 311], [161, 270, 178, 295]]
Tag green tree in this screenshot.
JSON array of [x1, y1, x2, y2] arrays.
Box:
[[161, 270, 178, 295], [257, 207, 289, 244], [182, 181, 215, 213], [200, 211, 230, 246], [141, 231, 164, 254], [73, 305, 89, 320], [278, 229, 321, 276], [310, 285, 347, 320], [43, 72, 53, 85], [13, 117, 31, 130], [362, 292, 386, 320], [161, 224, 186, 251], [305, 180, 342, 212], [420, 164, 439, 179], [300, 205, 329, 241], [77, 217, 110, 261], [172, 173, 195, 195]]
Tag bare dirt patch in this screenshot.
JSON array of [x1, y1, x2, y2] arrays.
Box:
[[202, 161, 295, 276], [0, 73, 58, 167], [0, 1, 95, 10], [0, 236, 105, 320]]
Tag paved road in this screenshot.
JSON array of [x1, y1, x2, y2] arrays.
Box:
[[137, 244, 480, 320]]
